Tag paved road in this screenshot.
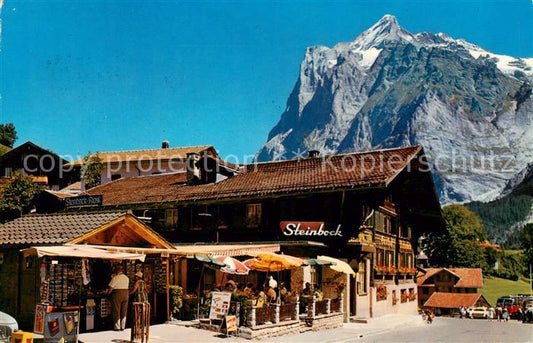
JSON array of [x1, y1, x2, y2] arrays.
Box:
[[355, 317, 532, 343], [78, 316, 532, 343]]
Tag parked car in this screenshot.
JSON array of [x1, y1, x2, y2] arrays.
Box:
[[497, 296, 523, 319], [522, 297, 533, 323], [467, 307, 489, 319], [0, 311, 18, 342]]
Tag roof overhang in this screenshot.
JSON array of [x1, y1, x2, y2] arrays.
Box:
[[22, 245, 146, 261], [172, 243, 281, 258]]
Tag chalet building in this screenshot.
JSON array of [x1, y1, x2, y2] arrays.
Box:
[[0, 141, 77, 192], [417, 268, 487, 314], [64, 142, 237, 191], [65, 146, 444, 319], [0, 212, 177, 330]]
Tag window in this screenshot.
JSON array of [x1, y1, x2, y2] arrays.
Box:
[[165, 209, 178, 229], [422, 287, 429, 295], [4, 167, 12, 178], [399, 253, 413, 268], [386, 250, 393, 267], [357, 260, 367, 295], [376, 249, 384, 266], [246, 203, 262, 227], [111, 174, 122, 181], [375, 212, 393, 234]]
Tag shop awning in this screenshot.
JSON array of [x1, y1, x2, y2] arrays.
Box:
[[244, 252, 307, 272], [307, 258, 336, 266], [69, 244, 185, 257], [22, 245, 146, 261], [173, 243, 280, 258], [317, 255, 356, 276]]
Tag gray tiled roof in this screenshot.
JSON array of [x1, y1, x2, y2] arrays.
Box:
[[0, 211, 127, 246]]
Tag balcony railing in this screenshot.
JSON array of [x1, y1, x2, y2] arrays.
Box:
[[247, 294, 343, 328], [315, 300, 328, 315], [279, 303, 296, 321], [330, 298, 341, 313], [254, 305, 276, 325]]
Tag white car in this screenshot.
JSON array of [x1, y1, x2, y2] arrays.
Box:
[[467, 307, 489, 319], [0, 311, 18, 342]]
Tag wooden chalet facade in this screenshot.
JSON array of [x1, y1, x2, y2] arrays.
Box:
[[417, 267, 485, 313], [0, 212, 177, 330], [65, 146, 444, 319], [0, 141, 78, 192]]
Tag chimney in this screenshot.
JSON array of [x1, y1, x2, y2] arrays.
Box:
[[186, 152, 201, 184], [308, 150, 320, 158], [161, 140, 170, 149]]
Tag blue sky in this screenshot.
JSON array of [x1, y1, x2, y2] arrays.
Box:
[[1, 0, 532, 161]]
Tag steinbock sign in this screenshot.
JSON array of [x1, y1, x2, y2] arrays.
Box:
[[65, 195, 103, 207], [280, 221, 343, 237]]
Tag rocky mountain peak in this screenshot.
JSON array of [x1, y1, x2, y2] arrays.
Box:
[[352, 14, 414, 50], [257, 15, 533, 205]]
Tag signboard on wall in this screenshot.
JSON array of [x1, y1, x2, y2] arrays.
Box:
[[280, 221, 343, 237], [209, 291, 232, 320], [65, 195, 102, 207]]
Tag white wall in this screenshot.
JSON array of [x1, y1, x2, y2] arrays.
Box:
[[100, 161, 186, 184], [371, 282, 418, 317]]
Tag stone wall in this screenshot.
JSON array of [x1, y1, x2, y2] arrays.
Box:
[[237, 320, 301, 340], [300, 312, 343, 332]]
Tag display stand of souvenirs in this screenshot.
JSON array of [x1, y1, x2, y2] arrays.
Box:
[[30, 253, 170, 338]]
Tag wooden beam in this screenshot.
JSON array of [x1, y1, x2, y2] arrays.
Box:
[[166, 258, 170, 322]]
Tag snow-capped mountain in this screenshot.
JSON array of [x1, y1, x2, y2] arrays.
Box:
[[256, 15, 533, 204]]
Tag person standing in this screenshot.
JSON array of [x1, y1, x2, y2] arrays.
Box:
[[107, 265, 130, 331], [496, 306, 502, 322], [268, 275, 278, 289], [130, 271, 148, 303]]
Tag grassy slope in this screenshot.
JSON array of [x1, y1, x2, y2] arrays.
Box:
[[482, 276, 532, 306]]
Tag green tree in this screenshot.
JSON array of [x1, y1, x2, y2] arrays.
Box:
[[423, 204, 488, 269], [80, 152, 103, 190], [0, 173, 42, 220], [520, 223, 533, 271], [0, 123, 18, 148]]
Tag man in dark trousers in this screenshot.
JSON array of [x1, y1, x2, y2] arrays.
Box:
[[107, 265, 130, 331]]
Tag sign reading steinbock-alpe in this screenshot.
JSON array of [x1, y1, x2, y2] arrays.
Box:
[[280, 221, 343, 237]]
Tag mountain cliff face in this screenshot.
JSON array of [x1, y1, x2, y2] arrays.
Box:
[[256, 15, 533, 204]]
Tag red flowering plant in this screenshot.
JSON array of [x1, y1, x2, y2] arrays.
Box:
[[408, 267, 417, 275], [386, 266, 397, 275], [376, 285, 387, 301], [374, 265, 386, 275], [398, 266, 409, 274], [401, 293, 409, 303]]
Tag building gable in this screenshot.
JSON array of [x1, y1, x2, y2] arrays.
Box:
[[68, 214, 174, 249]]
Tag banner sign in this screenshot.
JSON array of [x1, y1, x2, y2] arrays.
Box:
[[280, 221, 343, 237], [223, 315, 238, 333], [209, 291, 232, 320], [65, 195, 103, 207], [34, 305, 45, 334]]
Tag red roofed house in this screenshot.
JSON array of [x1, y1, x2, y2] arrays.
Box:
[[423, 293, 490, 315], [417, 268, 488, 314]]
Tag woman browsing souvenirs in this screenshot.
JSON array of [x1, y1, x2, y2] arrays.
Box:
[[130, 271, 148, 303]]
